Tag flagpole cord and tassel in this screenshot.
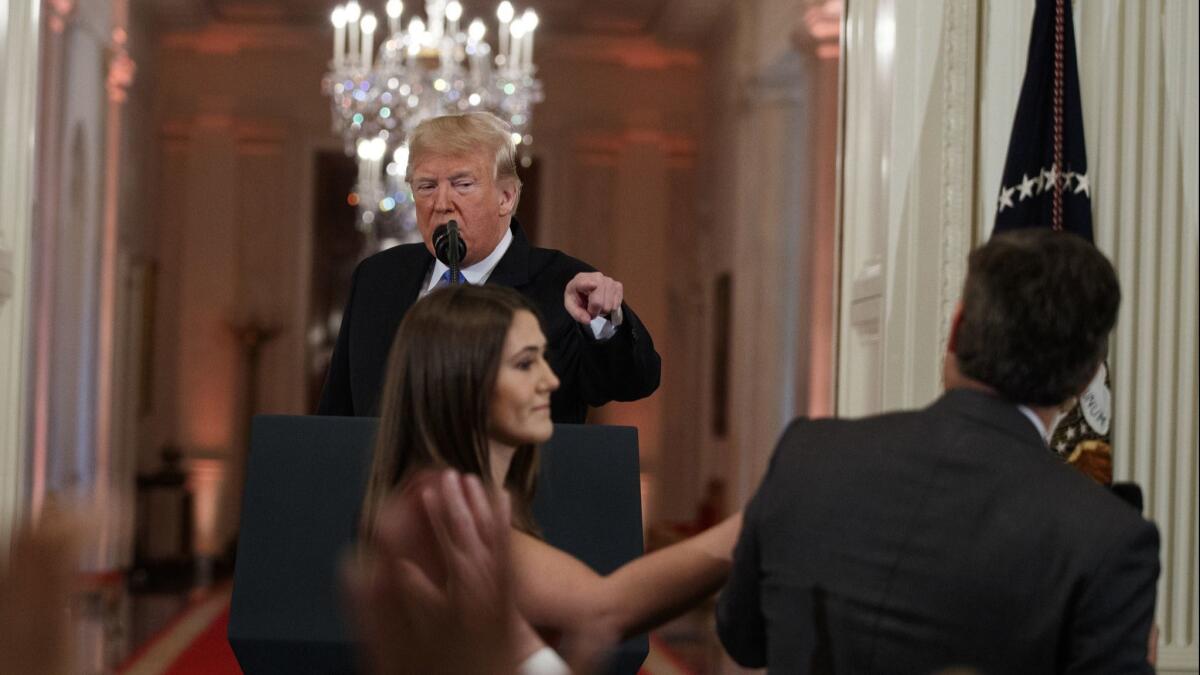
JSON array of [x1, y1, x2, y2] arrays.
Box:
[[1052, 0, 1065, 231], [993, 0, 1116, 487]]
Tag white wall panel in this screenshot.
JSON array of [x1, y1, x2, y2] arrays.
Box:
[[838, 0, 892, 417], [0, 0, 40, 551], [838, 0, 976, 417]]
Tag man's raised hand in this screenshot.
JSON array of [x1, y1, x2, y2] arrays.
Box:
[[564, 272, 623, 326]]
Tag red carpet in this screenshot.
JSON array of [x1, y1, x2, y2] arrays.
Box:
[[118, 587, 689, 675], [163, 604, 240, 675], [118, 589, 237, 675]]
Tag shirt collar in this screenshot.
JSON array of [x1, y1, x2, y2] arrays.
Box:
[[1016, 405, 1051, 443], [427, 227, 513, 292]]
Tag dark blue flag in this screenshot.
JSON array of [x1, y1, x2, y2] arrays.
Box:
[[993, 0, 1113, 485], [993, 0, 1092, 241]]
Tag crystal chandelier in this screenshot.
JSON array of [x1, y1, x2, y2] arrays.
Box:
[[324, 0, 543, 248]]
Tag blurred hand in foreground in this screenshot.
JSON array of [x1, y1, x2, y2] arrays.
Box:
[[347, 470, 544, 675]]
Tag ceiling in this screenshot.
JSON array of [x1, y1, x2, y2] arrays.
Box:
[[149, 0, 729, 45]]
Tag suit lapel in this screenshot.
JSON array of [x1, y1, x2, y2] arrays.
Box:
[[485, 220, 532, 289], [396, 244, 434, 312]]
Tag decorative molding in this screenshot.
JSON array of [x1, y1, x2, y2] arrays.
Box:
[[574, 128, 695, 164], [236, 118, 287, 143], [575, 152, 619, 168], [237, 140, 285, 157], [544, 34, 701, 71], [160, 23, 322, 55], [938, 0, 978, 360], [652, 0, 732, 45], [161, 114, 233, 139], [161, 115, 289, 144]]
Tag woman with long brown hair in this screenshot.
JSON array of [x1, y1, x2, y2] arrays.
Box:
[[360, 284, 740, 667]]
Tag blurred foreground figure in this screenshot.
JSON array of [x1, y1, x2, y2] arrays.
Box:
[[349, 470, 617, 675], [0, 510, 78, 675], [346, 470, 536, 675]]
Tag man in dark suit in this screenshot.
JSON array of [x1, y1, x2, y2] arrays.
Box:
[[318, 113, 660, 422], [718, 229, 1159, 674]]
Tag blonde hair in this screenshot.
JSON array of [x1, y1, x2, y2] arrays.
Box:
[[405, 112, 522, 190]]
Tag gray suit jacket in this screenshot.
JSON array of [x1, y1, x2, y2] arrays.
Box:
[[717, 389, 1159, 674]]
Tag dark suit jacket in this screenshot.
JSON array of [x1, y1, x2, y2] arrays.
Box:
[[717, 389, 1159, 674], [317, 222, 661, 423]]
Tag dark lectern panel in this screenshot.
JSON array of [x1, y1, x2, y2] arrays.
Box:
[[230, 416, 646, 674]]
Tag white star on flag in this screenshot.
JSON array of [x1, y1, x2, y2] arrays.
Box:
[[998, 186, 1016, 211], [1043, 164, 1060, 191], [1073, 172, 1090, 196], [1017, 173, 1038, 200]]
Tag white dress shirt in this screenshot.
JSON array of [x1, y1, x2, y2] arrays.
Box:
[[1017, 404, 1051, 443]]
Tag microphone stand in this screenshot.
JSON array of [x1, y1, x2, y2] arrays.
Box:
[[433, 220, 466, 285], [447, 220, 462, 284]]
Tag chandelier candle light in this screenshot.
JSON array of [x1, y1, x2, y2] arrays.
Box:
[[325, 0, 543, 248]]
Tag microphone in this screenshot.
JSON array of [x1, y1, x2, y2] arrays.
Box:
[[432, 220, 467, 283]]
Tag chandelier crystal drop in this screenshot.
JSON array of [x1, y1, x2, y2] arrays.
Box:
[[324, 0, 543, 248]]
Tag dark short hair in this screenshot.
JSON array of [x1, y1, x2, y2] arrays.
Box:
[[955, 229, 1120, 406], [360, 284, 543, 539]]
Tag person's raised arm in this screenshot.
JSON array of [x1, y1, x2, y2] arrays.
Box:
[[511, 511, 741, 641], [562, 271, 661, 404]]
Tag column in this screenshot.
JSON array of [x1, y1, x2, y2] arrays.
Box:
[[0, 0, 41, 548]]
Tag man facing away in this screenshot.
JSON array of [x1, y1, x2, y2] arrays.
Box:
[[718, 229, 1159, 674], [318, 112, 660, 422]]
